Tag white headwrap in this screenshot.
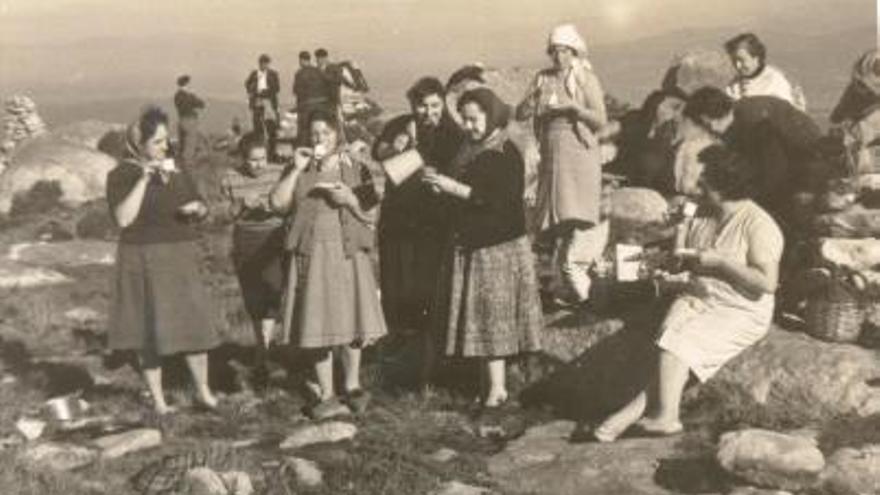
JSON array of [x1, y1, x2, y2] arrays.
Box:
[[548, 24, 588, 56]]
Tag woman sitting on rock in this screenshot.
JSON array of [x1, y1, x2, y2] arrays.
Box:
[[270, 110, 386, 420], [424, 88, 543, 409], [106, 106, 219, 415], [591, 144, 783, 441]]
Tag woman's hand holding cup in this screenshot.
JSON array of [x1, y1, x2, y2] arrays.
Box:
[[292, 147, 313, 171]]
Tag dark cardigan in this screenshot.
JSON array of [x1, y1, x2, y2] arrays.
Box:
[[453, 140, 526, 250]]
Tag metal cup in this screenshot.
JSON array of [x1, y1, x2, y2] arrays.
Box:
[[45, 395, 88, 422]]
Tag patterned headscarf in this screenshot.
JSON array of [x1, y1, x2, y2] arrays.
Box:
[[456, 87, 511, 141], [452, 88, 511, 173]]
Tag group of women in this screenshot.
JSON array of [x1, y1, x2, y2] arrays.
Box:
[[106, 23, 795, 439]]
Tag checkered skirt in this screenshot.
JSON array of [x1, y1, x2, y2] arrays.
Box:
[[436, 236, 543, 357]]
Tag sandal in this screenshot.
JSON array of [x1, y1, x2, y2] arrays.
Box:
[[307, 397, 351, 421], [342, 389, 371, 414], [483, 392, 509, 409], [592, 422, 624, 443], [633, 418, 684, 437]]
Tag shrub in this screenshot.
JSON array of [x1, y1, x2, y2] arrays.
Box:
[[75, 200, 117, 240], [9, 180, 64, 217]]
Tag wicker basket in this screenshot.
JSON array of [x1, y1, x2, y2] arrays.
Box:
[[804, 273, 865, 343]]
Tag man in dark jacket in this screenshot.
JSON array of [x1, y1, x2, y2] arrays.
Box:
[[293, 51, 334, 145], [174, 75, 209, 168], [245, 54, 280, 160]]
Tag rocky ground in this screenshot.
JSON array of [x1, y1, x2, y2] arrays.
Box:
[[0, 84, 879, 493], [0, 200, 879, 495]]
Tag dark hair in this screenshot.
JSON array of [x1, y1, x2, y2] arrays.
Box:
[[176, 75, 190, 87], [258, 53, 271, 64], [137, 106, 169, 145], [299, 51, 311, 61], [724, 33, 767, 63], [406, 77, 445, 105], [446, 65, 485, 91], [698, 145, 753, 200], [683, 86, 733, 123], [308, 108, 339, 129], [238, 131, 267, 156], [315, 48, 328, 58]]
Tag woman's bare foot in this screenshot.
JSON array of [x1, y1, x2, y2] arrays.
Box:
[[194, 389, 219, 410], [484, 390, 509, 408], [154, 402, 178, 416]]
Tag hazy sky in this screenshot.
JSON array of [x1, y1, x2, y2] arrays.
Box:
[[0, 0, 875, 122], [1, 0, 873, 47]]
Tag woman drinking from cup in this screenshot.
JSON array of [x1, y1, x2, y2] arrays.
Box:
[[270, 110, 386, 419], [107, 106, 219, 415]]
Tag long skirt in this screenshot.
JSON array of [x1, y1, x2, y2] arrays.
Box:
[[231, 222, 285, 322], [534, 118, 602, 232], [378, 230, 446, 334], [109, 241, 219, 357], [438, 236, 544, 358], [280, 211, 387, 349]]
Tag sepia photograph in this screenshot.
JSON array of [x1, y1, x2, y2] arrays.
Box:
[[0, 0, 878, 493]]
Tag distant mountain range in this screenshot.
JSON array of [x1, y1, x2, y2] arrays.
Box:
[[3, 23, 873, 131]]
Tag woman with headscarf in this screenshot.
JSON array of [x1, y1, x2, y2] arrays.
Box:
[[424, 88, 543, 409], [270, 110, 386, 419], [106, 106, 219, 415], [516, 23, 609, 306]]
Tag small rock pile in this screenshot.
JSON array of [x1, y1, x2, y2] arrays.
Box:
[[1, 95, 48, 171]]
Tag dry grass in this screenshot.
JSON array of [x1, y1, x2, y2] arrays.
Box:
[[2, 206, 877, 494]]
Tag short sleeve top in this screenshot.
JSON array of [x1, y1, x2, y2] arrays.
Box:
[[686, 200, 784, 311], [106, 161, 203, 244]]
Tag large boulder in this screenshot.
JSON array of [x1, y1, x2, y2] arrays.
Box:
[[489, 420, 718, 495], [51, 120, 123, 150], [820, 444, 880, 495], [662, 49, 736, 96], [814, 205, 880, 238], [716, 429, 826, 491], [701, 329, 880, 421], [0, 135, 116, 214], [607, 187, 672, 244], [818, 238, 880, 271]]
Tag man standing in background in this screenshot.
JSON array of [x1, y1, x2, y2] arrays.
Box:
[[315, 48, 356, 141], [174, 74, 209, 167], [245, 54, 281, 160], [292, 50, 334, 145]]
